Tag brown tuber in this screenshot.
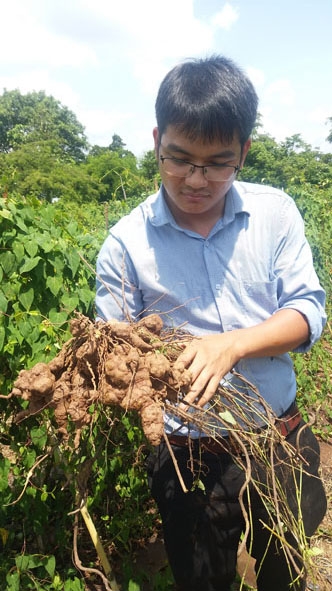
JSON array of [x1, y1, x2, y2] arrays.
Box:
[[10, 313, 193, 446]]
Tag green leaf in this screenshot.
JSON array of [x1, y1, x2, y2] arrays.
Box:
[[66, 220, 79, 236], [18, 288, 34, 311], [18, 318, 35, 340], [38, 235, 55, 253], [218, 410, 237, 425], [44, 555, 56, 578], [0, 208, 13, 221], [49, 254, 65, 275], [20, 256, 41, 273], [22, 449, 36, 470], [0, 251, 16, 275], [24, 240, 39, 258], [15, 217, 28, 232], [308, 546, 323, 557], [0, 326, 5, 352], [15, 554, 47, 572], [0, 458, 10, 492], [15, 555, 30, 572], [64, 577, 85, 591], [46, 275, 63, 296], [0, 289, 8, 313], [30, 426, 48, 450], [66, 249, 80, 278], [61, 293, 79, 313], [77, 286, 94, 309], [6, 571, 20, 591], [12, 240, 25, 262], [48, 309, 69, 325]]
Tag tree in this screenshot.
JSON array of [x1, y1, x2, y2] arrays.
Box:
[[138, 149, 160, 191], [84, 149, 154, 202], [0, 142, 101, 203], [240, 133, 282, 186], [109, 133, 136, 159], [0, 89, 88, 162], [109, 133, 126, 153], [241, 132, 332, 190], [327, 116, 332, 143]]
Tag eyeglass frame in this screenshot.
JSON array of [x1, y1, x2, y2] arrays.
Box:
[[159, 154, 240, 181]]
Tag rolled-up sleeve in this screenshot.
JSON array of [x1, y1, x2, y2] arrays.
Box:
[[274, 197, 326, 352]]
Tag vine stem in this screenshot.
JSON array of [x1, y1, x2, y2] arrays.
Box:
[[78, 498, 120, 591]]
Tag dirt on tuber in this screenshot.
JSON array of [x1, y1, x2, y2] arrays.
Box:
[[11, 314, 192, 447]]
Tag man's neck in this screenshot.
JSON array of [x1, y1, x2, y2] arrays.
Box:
[[164, 192, 226, 238]]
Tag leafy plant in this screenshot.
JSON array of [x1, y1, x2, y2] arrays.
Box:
[[0, 194, 103, 394]]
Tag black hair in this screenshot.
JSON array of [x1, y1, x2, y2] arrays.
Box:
[[155, 55, 258, 147]]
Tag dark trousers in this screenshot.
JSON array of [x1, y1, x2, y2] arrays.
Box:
[[147, 421, 326, 591]]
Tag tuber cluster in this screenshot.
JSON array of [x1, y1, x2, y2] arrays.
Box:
[[11, 314, 192, 446]]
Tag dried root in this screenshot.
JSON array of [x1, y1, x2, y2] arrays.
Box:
[[11, 313, 192, 446], [10, 313, 325, 589]]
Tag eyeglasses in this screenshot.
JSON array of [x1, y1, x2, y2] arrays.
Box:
[[159, 155, 240, 182]]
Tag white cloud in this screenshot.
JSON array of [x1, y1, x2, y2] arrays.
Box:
[[0, 1, 97, 68], [211, 3, 239, 30], [78, 106, 133, 143], [1, 0, 330, 156], [246, 67, 265, 89], [0, 71, 80, 110], [0, 0, 238, 103], [265, 79, 296, 106], [309, 106, 331, 124], [260, 108, 291, 142], [79, 0, 213, 55]]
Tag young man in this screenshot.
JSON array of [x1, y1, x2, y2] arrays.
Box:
[[95, 56, 327, 591]]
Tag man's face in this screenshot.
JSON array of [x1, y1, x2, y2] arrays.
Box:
[[153, 125, 250, 228]]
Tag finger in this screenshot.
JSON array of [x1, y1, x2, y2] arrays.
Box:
[[195, 382, 219, 407], [183, 374, 220, 407], [174, 342, 199, 369]]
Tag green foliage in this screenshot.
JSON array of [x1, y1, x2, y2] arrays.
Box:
[[326, 116, 332, 143], [5, 554, 84, 591], [138, 149, 160, 190], [0, 90, 156, 204], [0, 142, 101, 203], [0, 192, 158, 590], [83, 149, 154, 202], [0, 402, 155, 589], [0, 140, 155, 205], [0, 195, 104, 394], [242, 132, 332, 192], [293, 336, 332, 440], [290, 183, 332, 301], [0, 89, 87, 162]]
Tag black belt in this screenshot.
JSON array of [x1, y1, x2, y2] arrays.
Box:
[[167, 402, 302, 454]]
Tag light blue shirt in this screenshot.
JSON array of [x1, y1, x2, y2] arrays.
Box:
[[96, 181, 326, 434]]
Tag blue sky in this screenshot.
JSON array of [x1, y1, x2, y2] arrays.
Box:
[[1, 0, 331, 157]]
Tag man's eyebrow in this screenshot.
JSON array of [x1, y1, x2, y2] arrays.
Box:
[[164, 143, 236, 159]]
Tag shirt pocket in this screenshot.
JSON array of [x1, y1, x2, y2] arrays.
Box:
[[240, 279, 279, 319]]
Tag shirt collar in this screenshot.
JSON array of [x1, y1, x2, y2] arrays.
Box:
[[148, 181, 249, 233], [148, 186, 175, 227]]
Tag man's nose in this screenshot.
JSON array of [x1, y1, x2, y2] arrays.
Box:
[[184, 166, 209, 187]]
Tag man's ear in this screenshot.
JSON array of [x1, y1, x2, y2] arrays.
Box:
[[153, 127, 159, 158], [240, 138, 252, 168]]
